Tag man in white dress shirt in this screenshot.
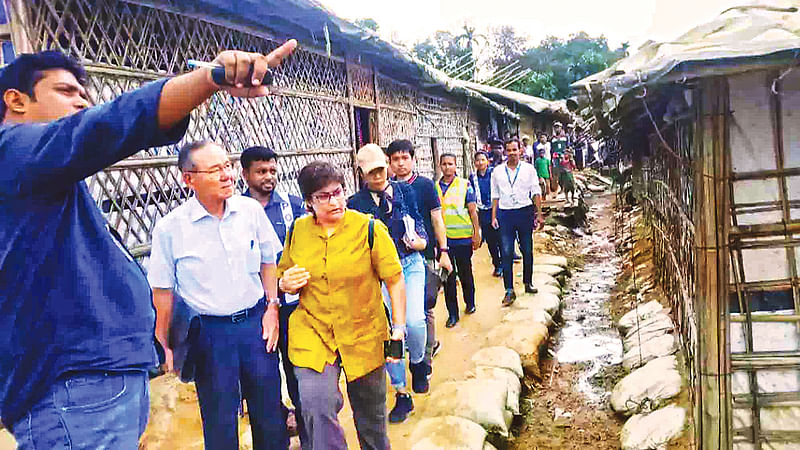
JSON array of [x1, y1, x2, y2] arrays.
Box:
[[491, 138, 543, 306], [148, 140, 286, 449]]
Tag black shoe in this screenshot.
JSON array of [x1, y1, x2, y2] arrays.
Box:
[[492, 267, 503, 277], [445, 316, 459, 328], [524, 283, 538, 294], [389, 393, 414, 423], [502, 290, 516, 306], [432, 340, 442, 358], [465, 305, 476, 314], [410, 361, 431, 394]]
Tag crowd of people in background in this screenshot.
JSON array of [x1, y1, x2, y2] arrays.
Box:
[[1, 45, 595, 450]]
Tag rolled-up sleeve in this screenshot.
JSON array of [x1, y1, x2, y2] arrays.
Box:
[[491, 169, 501, 200], [147, 220, 176, 289]]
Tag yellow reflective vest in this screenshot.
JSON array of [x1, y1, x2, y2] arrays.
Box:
[[435, 177, 473, 239]]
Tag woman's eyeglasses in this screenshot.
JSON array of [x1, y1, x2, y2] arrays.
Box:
[[312, 187, 345, 204]]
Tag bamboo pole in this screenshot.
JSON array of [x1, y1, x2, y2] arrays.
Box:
[[696, 77, 732, 450]]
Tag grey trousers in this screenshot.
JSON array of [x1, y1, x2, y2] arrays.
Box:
[[423, 259, 442, 365], [294, 361, 389, 450]]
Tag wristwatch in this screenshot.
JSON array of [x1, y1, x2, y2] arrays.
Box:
[[439, 247, 449, 253], [267, 297, 280, 307]]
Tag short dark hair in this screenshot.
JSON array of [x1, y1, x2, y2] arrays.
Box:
[[178, 140, 215, 172], [297, 161, 345, 201], [505, 138, 521, 149], [386, 139, 415, 158], [474, 151, 489, 160], [241, 146, 277, 170], [0, 50, 87, 120], [439, 152, 457, 163]]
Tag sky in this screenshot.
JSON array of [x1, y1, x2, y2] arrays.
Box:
[[318, 0, 745, 52]]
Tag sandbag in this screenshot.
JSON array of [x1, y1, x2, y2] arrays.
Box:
[[624, 313, 673, 340], [502, 309, 554, 328], [611, 356, 682, 415], [622, 334, 678, 371], [532, 272, 560, 288], [410, 416, 487, 450], [486, 322, 549, 378], [472, 346, 524, 379], [618, 301, 665, 333], [424, 380, 514, 436], [512, 292, 562, 316], [535, 254, 568, 268], [471, 366, 522, 415], [533, 264, 566, 277], [621, 404, 686, 450], [533, 283, 562, 298]]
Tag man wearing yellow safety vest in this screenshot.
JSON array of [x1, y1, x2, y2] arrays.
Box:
[[436, 153, 482, 328]]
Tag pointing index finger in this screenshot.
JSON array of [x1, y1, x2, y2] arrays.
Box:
[[266, 39, 298, 68]]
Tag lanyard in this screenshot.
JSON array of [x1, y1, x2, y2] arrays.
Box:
[[505, 164, 521, 189]]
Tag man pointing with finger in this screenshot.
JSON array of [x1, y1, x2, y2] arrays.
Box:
[[0, 42, 296, 448]]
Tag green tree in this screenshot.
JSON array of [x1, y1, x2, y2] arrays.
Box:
[[355, 18, 379, 33], [491, 25, 526, 67], [517, 32, 628, 99], [412, 23, 486, 80]]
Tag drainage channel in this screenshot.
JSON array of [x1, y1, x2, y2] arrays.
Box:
[[554, 220, 623, 405]]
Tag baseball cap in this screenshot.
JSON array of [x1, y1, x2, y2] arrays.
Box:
[[357, 144, 387, 174]]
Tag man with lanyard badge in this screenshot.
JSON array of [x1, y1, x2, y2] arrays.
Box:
[[241, 145, 308, 446], [491, 138, 543, 307], [469, 151, 502, 277]]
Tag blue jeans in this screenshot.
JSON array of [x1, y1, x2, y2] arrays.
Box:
[[498, 206, 535, 291], [383, 251, 427, 389], [194, 307, 287, 449], [11, 370, 149, 449]]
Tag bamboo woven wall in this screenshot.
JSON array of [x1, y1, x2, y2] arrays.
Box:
[[9, 0, 480, 260], [636, 114, 700, 443]]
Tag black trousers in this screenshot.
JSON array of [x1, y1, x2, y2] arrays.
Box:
[[478, 209, 502, 269], [444, 244, 475, 319]]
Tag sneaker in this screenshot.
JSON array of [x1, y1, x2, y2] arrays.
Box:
[[389, 393, 414, 423], [410, 361, 431, 394], [502, 290, 517, 306], [432, 341, 442, 358]]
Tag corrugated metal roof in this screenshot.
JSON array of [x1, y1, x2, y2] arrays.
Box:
[[572, 2, 800, 114]]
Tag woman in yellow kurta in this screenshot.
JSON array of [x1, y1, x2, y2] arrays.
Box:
[[278, 161, 406, 450]]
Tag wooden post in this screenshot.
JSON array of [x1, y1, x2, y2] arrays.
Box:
[[695, 77, 732, 450], [373, 66, 381, 146], [6, 0, 34, 54], [344, 56, 359, 186]]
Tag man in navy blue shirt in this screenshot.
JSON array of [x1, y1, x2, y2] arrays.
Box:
[[0, 43, 296, 447], [470, 151, 503, 277], [386, 139, 452, 374], [241, 145, 307, 446]]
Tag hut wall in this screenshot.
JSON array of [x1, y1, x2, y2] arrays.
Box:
[[9, 0, 479, 261], [635, 101, 701, 444], [724, 69, 800, 449], [632, 69, 800, 448]]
